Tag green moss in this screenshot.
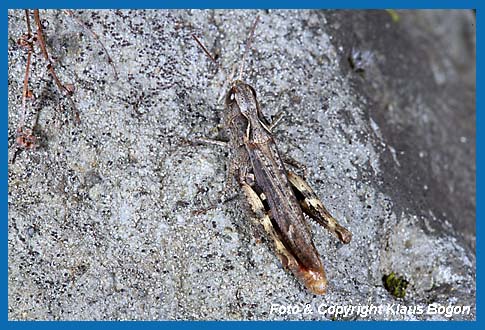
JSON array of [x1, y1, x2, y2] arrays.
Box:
[[383, 272, 409, 299], [385, 9, 400, 23]]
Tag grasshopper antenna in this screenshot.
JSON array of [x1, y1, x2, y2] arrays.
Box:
[[192, 33, 233, 102], [191, 34, 228, 79], [238, 15, 260, 81]]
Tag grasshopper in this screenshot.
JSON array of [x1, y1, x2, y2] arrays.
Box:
[[193, 16, 351, 295]]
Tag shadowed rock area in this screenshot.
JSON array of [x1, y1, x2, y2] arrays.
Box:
[[8, 10, 475, 320]]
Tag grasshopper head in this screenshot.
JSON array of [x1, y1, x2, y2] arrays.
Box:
[[225, 80, 258, 115]]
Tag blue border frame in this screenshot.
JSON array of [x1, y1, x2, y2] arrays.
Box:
[[2, 1, 480, 9], [4, 0, 479, 327]]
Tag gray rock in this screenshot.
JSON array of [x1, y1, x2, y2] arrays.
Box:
[[8, 10, 475, 320]]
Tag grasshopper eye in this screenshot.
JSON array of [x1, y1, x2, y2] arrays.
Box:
[[226, 88, 236, 104]]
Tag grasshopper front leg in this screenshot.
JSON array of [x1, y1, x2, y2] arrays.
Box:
[[287, 171, 352, 244]]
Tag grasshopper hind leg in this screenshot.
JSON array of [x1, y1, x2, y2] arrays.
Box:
[[240, 180, 327, 295], [287, 170, 352, 244]]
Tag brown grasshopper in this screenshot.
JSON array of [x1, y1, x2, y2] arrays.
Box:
[[193, 16, 351, 295]]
